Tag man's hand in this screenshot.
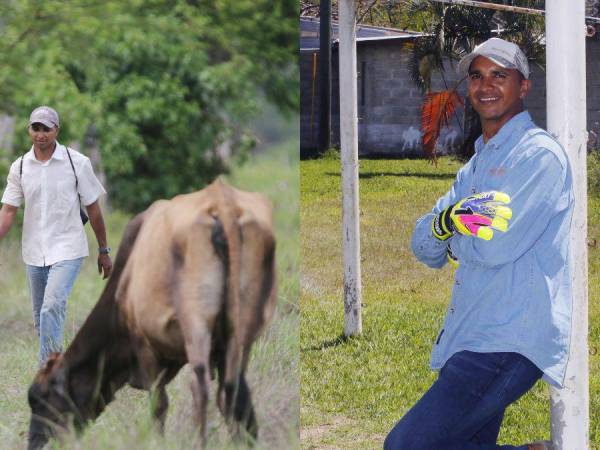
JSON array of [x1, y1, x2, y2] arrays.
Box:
[[98, 253, 112, 279], [432, 191, 512, 241], [86, 201, 112, 279]]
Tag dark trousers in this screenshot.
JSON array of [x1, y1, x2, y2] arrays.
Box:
[[384, 350, 543, 450]]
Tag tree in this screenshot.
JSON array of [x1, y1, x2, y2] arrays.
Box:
[[0, 0, 298, 212]]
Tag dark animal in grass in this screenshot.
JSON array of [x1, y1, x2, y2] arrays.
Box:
[[27, 179, 277, 449]]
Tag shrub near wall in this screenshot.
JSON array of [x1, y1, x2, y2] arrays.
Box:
[[589, 151, 600, 198]]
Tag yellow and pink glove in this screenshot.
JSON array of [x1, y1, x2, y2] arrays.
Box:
[[432, 191, 512, 241], [446, 244, 459, 268]]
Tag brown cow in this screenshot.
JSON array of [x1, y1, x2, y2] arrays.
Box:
[[26, 178, 277, 450]]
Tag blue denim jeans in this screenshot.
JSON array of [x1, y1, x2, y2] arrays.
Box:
[[384, 351, 543, 450], [26, 258, 84, 365]]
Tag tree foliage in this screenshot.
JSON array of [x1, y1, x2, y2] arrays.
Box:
[[0, 0, 298, 211]]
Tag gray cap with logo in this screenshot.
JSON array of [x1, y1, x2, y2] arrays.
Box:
[[29, 106, 60, 128], [457, 37, 530, 79]]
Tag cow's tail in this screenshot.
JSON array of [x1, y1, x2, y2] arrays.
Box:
[[211, 178, 243, 421]]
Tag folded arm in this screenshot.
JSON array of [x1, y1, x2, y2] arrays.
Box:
[[453, 149, 569, 268]]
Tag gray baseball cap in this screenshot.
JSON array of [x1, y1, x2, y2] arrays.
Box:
[[457, 37, 530, 79], [29, 106, 60, 128]]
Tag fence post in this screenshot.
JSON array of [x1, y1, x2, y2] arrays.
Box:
[[339, 0, 362, 336]]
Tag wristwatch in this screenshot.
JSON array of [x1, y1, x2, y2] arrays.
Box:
[[99, 247, 111, 255]]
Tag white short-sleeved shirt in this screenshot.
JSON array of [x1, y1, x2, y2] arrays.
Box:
[[1, 142, 106, 266]]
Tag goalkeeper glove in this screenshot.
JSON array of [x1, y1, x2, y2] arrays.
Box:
[[446, 244, 459, 268], [432, 191, 512, 241]]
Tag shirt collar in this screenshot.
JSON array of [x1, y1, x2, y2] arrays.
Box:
[[25, 142, 65, 162], [475, 111, 533, 153]]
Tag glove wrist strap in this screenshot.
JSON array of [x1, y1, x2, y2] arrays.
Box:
[[432, 207, 454, 241]]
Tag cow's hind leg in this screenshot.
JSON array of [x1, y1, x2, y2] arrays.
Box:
[[216, 347, 243, 439], [234, 372, 257, 440], [175, 216, 224, 448], [184, 324, 212, 449], [191, 360, 210, 447], [216, 356, 257, 443]]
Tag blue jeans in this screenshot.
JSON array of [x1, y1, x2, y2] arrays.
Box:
[[26, 258, 84, 365], [384, 351, 543, 450]]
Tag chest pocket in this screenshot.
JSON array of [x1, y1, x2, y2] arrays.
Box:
[[471, 152, 512, 194]]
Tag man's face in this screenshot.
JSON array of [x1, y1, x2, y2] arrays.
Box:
[[28, 123, 59, 152], [467, 56, 531, 129]]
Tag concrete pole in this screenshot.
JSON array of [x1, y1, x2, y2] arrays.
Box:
[[546, 1, 589, 449], [338, 0, 362, 336]]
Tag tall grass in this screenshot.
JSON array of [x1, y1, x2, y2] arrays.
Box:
[[0, 138, 299, 450], [301, 157, 599, 449]]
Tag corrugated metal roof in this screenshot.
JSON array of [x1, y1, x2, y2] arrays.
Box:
[[300, 17, 424, 51]]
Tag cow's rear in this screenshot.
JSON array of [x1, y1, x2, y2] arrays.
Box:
[[118, 178, 276, 443]]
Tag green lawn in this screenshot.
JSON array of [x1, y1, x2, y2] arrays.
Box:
[[0, 138, 299, 450], [301, 156, 599, 449]]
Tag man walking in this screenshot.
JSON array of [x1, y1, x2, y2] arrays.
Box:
[[0, 106, 112, 365], [384, 38, 573, 450]]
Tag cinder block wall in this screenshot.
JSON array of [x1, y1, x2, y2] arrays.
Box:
[[332, 39, 467, 157], [586, 35, 600, 139], [524, 35, 600, 139]]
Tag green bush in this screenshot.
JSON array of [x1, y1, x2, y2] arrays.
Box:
[[588, 151, 600, 198], [0, 0, 298, 213]]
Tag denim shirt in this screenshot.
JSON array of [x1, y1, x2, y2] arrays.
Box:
[[411, 111, 574, 388]]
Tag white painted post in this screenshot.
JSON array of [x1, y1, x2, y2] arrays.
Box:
[[546, 1, 589, 449], [338, 0, 362, 336]]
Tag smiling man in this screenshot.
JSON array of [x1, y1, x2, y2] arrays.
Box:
[[384, 38, 573, 450], [0, 106, 113, 366]]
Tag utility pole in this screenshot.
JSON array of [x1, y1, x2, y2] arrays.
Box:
[[546, 1, 590, 449], [319, 0, 332, 152], [338, 0, 362, 336]]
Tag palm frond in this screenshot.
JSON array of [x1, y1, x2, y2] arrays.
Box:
[[408, 35, 445, 93], [421, 89, 464, 162], [405, 0, 432, 16], [442, 5, 495, 55]]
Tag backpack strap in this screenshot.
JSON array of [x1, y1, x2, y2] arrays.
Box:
[[65, 148, 87, 224], [64, 147, 79, 191]]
